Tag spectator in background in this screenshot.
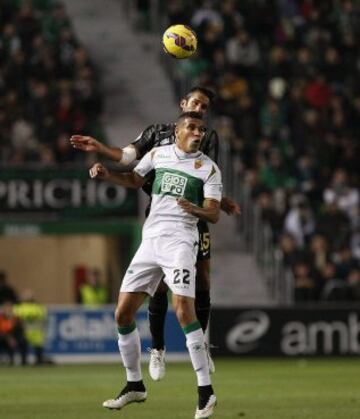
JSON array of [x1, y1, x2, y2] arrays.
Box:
[[323, 168, 359, 227], [14, 290, 48, 365], [295, 154, 321, 205], [225, 28, 260, 74], [317, 201, 351, 251], [308, 234, 329, 273], [0, 271, 18, 305], [293, 262, 316, 302], [319, 261, 348, 301], [79, 268, 108, 306], [279, 233, 310, 268], [333, 245, 359, 280], [347, 268, 360, 300], [284, 197, 315, 247], [0, 301, 27, 365], [260, 149, 296, 192]]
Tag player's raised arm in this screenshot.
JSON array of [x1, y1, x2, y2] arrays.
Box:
[[70, 125, 158, 165], [89, 162, 145, 189], [70, 135, 137, 164], [177, 198, 220, 224]]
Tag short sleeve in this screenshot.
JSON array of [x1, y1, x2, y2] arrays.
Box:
[[204, 164, 222, 202], [131, 125, 156, 159], [133, 150, 155, 178]]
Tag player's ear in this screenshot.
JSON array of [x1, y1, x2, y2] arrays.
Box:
[[180, 99, 187, 110]]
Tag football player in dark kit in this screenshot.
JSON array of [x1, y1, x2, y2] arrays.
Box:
[[70, 86, 240, 379]]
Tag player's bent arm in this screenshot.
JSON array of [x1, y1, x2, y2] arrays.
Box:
[[106, 170, 145, 189], [177, 198, 220, 224], [89, 163, 145, 189]]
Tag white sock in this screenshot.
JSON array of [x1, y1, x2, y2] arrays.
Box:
[[185, 325, 211, 386], [117, 326, 142, 382]]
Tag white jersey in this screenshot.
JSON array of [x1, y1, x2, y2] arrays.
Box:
[[134, 144, 222, 239]]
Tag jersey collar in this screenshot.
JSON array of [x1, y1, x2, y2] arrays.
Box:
[[174, 144, 202, 159]]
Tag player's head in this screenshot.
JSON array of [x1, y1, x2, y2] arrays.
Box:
[[175, 111, 206, 153], [180, 86, 215, 117]]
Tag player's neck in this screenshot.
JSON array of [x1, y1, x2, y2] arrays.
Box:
[[174, 144, 201, 159]]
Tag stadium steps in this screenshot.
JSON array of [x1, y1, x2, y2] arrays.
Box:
[[62, 0, 178, 145], [211, 215, 273, 306]]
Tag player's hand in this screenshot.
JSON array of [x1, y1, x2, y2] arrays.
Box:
[[177, 198, 195, 214], [70, 135, 101, 152], [89, 163, 109, 179], [220, 196, 241, 216]]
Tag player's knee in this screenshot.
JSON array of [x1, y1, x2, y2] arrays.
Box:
[[195, 289, 210, 309], [115, 306, 133, 327], [173, 297, 195, 326]]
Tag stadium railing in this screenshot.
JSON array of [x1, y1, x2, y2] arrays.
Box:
[[218, 137, 294, 305]]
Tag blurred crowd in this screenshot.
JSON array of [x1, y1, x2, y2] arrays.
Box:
[[156, 0, 360, 302], [0, 0, 104, 166]]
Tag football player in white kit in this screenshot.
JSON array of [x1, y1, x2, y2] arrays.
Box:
[[89, 112, 221, 419]]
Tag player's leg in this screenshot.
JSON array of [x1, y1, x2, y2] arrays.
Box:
[[196, 221, 215, 373], [172, 294, 216, 418], [196, 221, 211, 333], [148, 280, 169, 350], [103, 291, 147, 410], [148, 279, 168, 381], [103, 238, 161, 410], [195, 258, 211, 332], [161, 235, 216, 418]]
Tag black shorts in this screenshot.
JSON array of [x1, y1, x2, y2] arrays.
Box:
[[197, 221, 210, 261]]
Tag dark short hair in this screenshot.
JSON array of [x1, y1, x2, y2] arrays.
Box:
[[184, 86, 216, 103], [177, 111, 204, 124]]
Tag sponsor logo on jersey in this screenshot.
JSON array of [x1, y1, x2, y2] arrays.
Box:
[[161, 172, 188, 196], [194, 159, 203, 169]]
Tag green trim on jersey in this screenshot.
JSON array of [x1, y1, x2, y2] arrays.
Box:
[[152, 168, 204, 206]]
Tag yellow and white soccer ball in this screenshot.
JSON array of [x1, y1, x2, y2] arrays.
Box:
[[162, 24, 198, 59]]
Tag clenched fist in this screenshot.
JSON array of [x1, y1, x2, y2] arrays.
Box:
[[89, 163, 110, 179]]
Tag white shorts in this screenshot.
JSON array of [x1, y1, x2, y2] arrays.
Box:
[[120, 234, 198, 298]]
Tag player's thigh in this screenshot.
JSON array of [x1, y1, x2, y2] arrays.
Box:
[[160, 237, 197, 299], [121, 238, 163, 296]]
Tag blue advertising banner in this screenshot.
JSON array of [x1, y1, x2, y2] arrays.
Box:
[[46, 306, 187, 361]]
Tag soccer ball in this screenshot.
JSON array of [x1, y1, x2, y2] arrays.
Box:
[[162, 24, 197, 59]]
